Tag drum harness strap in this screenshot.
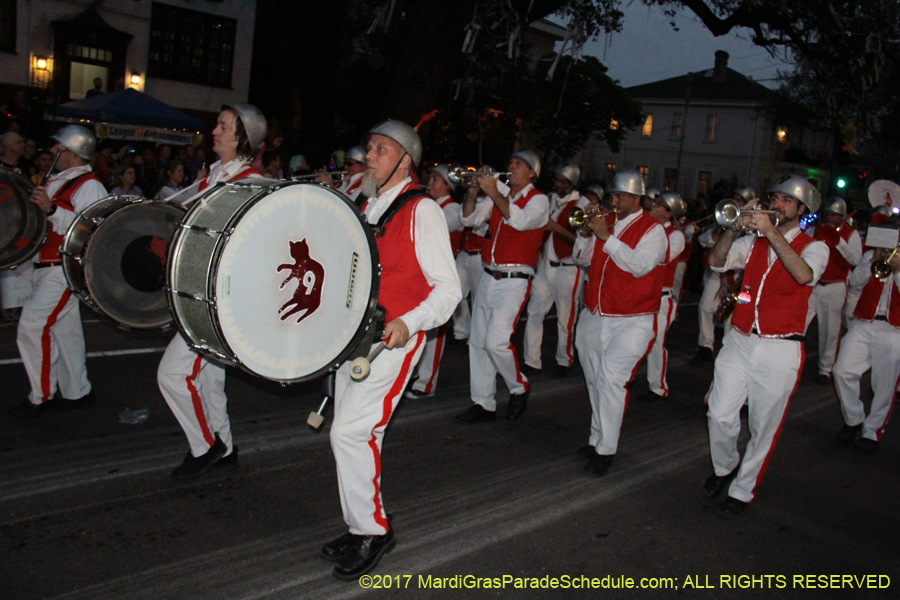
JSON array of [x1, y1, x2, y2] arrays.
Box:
[[370, 188, 433, 238]]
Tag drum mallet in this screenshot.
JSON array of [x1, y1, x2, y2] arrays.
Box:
[[308, 373, 336, 430], [307, 343, 387, 430], [350, 342, 386, 381], [40, 148, 63, 186]]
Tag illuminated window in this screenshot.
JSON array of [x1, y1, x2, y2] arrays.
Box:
[[705, 114, 717, 141], [604, 163, 616, 181], [610, 119, 619, 130], [641, 114, 653, 137], [637, 165, 649, 184], [670, 113, 682, 139]]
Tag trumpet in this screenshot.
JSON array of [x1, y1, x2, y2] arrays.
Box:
[[715, 199, 779, 236], [568, 206, 617, 235], [292, 170, 348, 183], [448, 165, 510, 186], [871, 244, 900, 280], [691, 212, 718, 230]]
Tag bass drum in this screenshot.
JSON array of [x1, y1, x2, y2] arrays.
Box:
[[0, 167, 46, 271], [167, 179, 380, 383], [61, 196, 186, 329]]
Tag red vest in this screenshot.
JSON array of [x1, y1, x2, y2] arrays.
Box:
[[662, 222, 679, 288], [677, 218, 692, 263], [40, 172, 103, 264], [438, 197, 463, 257], [853, 273, 900, 328], [198, 165, 261, 191], [373, 187, 433, 324], [731, 233, 816, 337], [583, 210, 666, 316], [815, 225, 855, 283], [542, 198, 579, 260], [482, 187, 545, 268], [460, 229, 486, 254]]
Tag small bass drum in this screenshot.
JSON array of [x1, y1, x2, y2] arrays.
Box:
[[167, 179, 380, 383], [61, 196, 186, 329], [0, 167, 46, 271]]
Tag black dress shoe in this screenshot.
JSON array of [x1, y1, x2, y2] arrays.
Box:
[[703, 468, 738, 499], [213, 445, 239, 469], [816, 373, 832, 386], [59, 391, 97, 411], [171, 434, 227, 481], [835, 424, 862, 445], [585, 453, 614, 476], [506, 391, 528, 420], [455, 404, 496, 424], [854, 438, 879, 455], [521, 364, 541, 376], [720, 497, 748, 515], [641, 391, 665, 402], [576, 444, 595, 458], [689, 347, 713, 366], [320, 532, 356, 562], [552, 364, 572, 378], [333, 529, 396, 580], [8, 398, 58, 420]]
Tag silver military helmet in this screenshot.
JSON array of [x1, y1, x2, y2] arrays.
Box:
[[224, 103, 267, 149], [429, 163, 457, 192], [676, 197, 688, 220], [768, 174, 821, 213], [657, 191, 685, 219], [553, 161, 580, 185], [51, 124, 96, 161], [607, 169, 646, 196], [585, 184, 604, 200], [873, 205, 892, 217], [734, 187, 757, 204], [645, 187, 660, 200], [822, 196, 848, 216], [345, 145, 367, 164], [368, 120, 422, 166], [510, 149, 541, 178]]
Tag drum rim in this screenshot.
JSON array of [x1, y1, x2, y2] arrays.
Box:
[[0, 167, 48, 271], [167, 179, 382, 383]]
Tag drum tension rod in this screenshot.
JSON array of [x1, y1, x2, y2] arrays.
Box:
[[179, 223, 233, 236], [163, 286, 216, 306]]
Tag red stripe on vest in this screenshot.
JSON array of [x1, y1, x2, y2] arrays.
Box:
[[39, 288, 72, 402], [198, 165, 262, 192]]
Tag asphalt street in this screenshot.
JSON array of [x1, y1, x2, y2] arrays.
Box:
[[1, 293, 898, 599]]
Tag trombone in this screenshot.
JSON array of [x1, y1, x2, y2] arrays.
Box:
[[568, 206, 617, 235], [714, 199, 780, 237], [871, 244, 900, 280], [448, 165, 510, 186]]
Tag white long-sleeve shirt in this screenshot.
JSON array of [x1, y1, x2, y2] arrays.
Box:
[[541, 190, 589, 264], [166, 156, 260, 206], [712, 226, 829, 286], [572, 209, 667, 277], [459, 183, 550, 232], [848, 250, 900, 317], [806, 224, 863, 268], [45, 165, 108, 237], [364, 178, 462, 336], [435, 195, 464, 233]]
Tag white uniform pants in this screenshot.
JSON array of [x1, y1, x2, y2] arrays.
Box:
[[805, 282, 847, 375], [843, 286, 862, 328], [697, 268, 722, 350], [17, 266, 91, 404], [452, 252, 483, 340], [523, 262, 582, 369], [706, 330, 803, 503], [410, 325, 446, 394], [575, 311, 656, 455], [646, 293, 676, 396], [468, 274, 530, 410], [672, 261, 688, 307], [157, 336, 232, 458], [331, 332, 426, 535], [833, 319, 900, 442]]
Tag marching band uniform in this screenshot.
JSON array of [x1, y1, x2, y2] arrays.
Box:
[[338, 172, 364, 204], [646, 219, 686, 398], [705, 184, 828, 511], [573, 204, 667, 468], [157, 155, 262, 473], [832, 250, 900, 452], [451, 196, 491, 341], [523, 188, 588, 373], [804, 220, 862, 380], [15, 163, 106, 413], [406, 193, 463, 397]]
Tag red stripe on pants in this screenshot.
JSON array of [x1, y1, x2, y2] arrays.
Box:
[[185, 354, 215, 448], [623, 315, 659, 416], [368, 332, 425, 531], [564, 271, 580, 365], [40, 289, 72, 403], [422, 325, 445, 393], [510, 281, 532, 392]]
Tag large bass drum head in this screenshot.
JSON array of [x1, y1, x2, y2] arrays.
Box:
[[214, 182, 379, 382], [0, 168, 45, 271], [83, 200, 185, 328]]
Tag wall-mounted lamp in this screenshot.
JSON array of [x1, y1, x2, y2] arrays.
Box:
[[130, 72, 141, 85], [777, 128, 788, 142], [36, 57, 48, 70], [31, 55, 53, 88]]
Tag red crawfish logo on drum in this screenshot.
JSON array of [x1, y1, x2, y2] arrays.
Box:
[[277, 238, 325, 324]]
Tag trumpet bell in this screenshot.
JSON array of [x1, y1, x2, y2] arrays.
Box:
[[568, 206, 616, 234], [871, 260, 893, 280], [714, 199, 779, 236]]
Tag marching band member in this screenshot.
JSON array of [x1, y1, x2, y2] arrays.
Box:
[[452, 186, 492, 342], [156, 104, 267, 480], [572, 170, 667, 475], [336, 145, 367, 204], [804, 197, 862, 385], [832, 246, 900, 454], [454, 150, 549, 423], [643, 192, 687, 401], [690, 188, 752, 365], [671, 196, 695, 306], [405, 164, 463, 398], [703, 175, 828, 514], [10, 126, 107, 419], [522, 162, 588, 378], [321, 121, 460, 580]]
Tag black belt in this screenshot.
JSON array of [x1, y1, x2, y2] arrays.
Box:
[[874, 315, 888, 321], [751, 328, 805, 342], [661, 290, 672, 297], [484, 268, 532, 281], [35, 263, 59, 269], [464, 250, 480, 256], [549, 260, 576, 267]]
